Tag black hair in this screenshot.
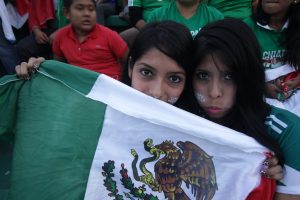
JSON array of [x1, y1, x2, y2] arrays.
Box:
[[121, 21, 194, 109], [193, 18, 283, 164], [254, 0, 300, 70], [63, 0, 96, 9]]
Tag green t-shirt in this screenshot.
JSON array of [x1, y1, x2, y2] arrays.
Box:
[[148, 2, 224, 37], [56, 0, 69, 28], [244, 17, 286, 71], [266, 106, 300, 194], [128, 0, 170, 21], [207, 0, 252, 20]]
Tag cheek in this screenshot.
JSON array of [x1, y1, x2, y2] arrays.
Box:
[[226, 86, 237, 108], [193, 82, 207, 104], [130, 74, 147, 94], [167, 87, 184, 104], [194, 91, 206, 103]]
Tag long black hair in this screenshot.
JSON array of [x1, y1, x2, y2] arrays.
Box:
[[121, 21, 194, 109], [193, 18, 283, 164], [254, 0, 300, 70]]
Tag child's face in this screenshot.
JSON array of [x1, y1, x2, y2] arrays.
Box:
[[261, 0, 293, 16], [129, 48, 186, 104], [65, 0, 97, 33], [193, 54, 237, 123]]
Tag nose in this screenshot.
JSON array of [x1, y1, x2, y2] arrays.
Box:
[[148, 80, 165, 101], [83, 8, 91, 16], [209, 79, 222, 98]]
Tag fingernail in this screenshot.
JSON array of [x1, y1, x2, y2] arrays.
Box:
[[283, 85, 289, 92], [33, 64, 39, 69]]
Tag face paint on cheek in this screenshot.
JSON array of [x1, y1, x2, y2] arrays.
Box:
[[167, 96, 179, 104], [194, 91, 206, 103]]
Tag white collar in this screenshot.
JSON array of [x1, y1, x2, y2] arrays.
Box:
[[257, 20, 289, 31]]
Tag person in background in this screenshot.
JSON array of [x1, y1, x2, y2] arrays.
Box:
[[52, 0, 128, 80], [119, 0, 169, 47], [0, 0, 21, 75], [244, 0, 300, 117], [147, 0, 223, 38], [207, 0, 254, 20], [16, 0, 57, 61], [95, 0, 116, 25]]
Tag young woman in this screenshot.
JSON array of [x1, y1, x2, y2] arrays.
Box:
[[244, 0, 300, 116], [15, 20, 283, 198], [192, 18, 300, 200]]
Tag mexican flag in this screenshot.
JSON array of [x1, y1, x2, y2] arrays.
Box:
[[0, 60, 268, 200]]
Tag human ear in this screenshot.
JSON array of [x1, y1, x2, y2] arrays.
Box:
[[63, 7, 70, 19]]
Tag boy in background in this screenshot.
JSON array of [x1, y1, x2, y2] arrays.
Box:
[[53, 0, 128, 80]]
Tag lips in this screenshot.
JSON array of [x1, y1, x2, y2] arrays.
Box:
[[206, 107, 223, 115], [82, 20, 91, 25]]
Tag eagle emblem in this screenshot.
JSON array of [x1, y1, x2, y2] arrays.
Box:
[[102, 139, 217, 200]]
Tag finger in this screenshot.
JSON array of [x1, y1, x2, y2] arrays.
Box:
[[41, 33, 50, 43], [27, 57, 39, 71], [35, 57, 45, 68], [268, 157, 279, 167], [266, 165, 284, 180], [282, 79, 297, 90], [18, 62, 30, 80], [15, 65, 21, 77]]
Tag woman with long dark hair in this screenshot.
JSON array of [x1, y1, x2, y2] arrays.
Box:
[[192, 18, 300, 199]]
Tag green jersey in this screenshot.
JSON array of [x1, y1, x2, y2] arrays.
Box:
[[207, 0, 252, 20], [244, 17, 286, 71], [128, 0, 169, 21], [265, 106, 300, 194], [148, 2, 224, 37]]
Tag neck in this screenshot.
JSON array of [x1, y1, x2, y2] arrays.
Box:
[[176, 1, 199, 19], [268, 12, 288, 31], [73, 28, 89, 43]]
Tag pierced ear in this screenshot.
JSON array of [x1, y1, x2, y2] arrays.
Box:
[[293, 0, 299, 4]]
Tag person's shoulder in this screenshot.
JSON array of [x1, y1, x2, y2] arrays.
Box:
[[95, 24, 118, 35], [148, 2, 171, 21], [152, 2, 171, 12], [203, 4, 224, 19], [266, 106, 300, 133], [243, 16, 256, 27], [56, 24, 72, 37]]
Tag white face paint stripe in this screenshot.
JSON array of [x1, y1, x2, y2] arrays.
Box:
[[194, 91, 206, 103], [167, 96, 179, 105]]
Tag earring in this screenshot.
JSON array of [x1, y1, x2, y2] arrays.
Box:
[[294, 0, 299, 4]]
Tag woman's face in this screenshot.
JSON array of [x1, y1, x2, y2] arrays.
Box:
[[261, 0, 293, 16], [193, 54, 237, 123], [129, 48, 186, 104]]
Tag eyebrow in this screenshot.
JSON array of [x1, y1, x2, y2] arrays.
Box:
[[135, 63, 157, 71]]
